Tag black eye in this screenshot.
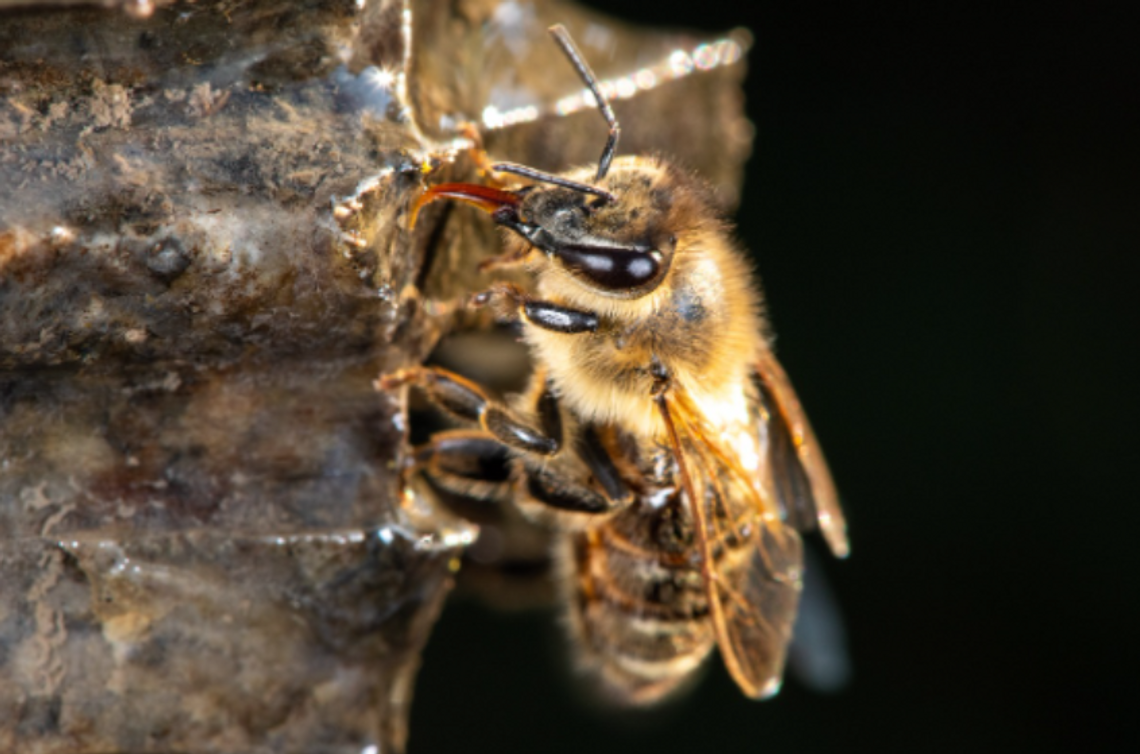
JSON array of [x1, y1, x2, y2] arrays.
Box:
[[556, 244, 662, 291]]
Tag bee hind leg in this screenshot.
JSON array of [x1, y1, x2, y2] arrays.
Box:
[[412, 429, 513, 506]]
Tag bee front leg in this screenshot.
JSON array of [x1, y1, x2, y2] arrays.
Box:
[[472, 283, 598, 334], [378, 366, 562, 456]]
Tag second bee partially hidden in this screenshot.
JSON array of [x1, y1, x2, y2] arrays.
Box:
[[382, 25, 848, 704]]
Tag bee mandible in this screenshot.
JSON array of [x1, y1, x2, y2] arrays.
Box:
[[381, 24, 848, 703]]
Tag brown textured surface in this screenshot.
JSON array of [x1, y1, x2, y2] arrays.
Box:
[[0, 0, 752, 751]]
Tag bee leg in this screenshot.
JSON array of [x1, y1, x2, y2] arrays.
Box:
[[477, 246, 533, 274], [574, 425, 634, 507], [519, 446, 630, 516], [516, 421, 631, 516], [457, 121, 507, 186], [379, 366, 562, 456], [523, 466, 616, 514], [413, 429, 513, 505], [472, 283, 598, 334]]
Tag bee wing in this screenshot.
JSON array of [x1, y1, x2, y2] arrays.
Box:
[[715, 520, 804, 698], [656, 390, 805, 699], [755, 347, 850, 558]]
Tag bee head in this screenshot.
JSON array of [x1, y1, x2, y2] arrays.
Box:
[[405, 25, 708, 299], [408, 164, 683, 298], [501, 173, 681, 297]]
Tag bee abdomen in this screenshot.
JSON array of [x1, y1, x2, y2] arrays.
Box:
[[565, 514, 716, 704]]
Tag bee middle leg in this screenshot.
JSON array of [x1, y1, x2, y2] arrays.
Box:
[[517, 412, 634, 516]]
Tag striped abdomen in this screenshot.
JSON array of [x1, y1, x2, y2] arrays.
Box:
[[564, 495, 720, 704]]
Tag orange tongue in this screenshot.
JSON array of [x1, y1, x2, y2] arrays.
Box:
[[408, 183, 520, 229]]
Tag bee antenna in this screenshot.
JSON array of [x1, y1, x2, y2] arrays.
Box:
[[492, 162, 617, 204], [548, 24, 621, 182]]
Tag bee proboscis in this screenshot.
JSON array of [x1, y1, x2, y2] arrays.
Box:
[[382, 24, 848, 703]]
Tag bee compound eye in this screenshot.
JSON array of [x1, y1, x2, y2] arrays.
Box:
[[556, 245, 662, 292]]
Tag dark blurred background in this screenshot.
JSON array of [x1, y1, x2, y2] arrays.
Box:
[[411, 2, 1138, 752]]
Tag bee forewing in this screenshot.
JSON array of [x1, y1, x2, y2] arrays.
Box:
[[656, 391, 805, 700], [755, 348, 850, 558], [714, 522, 804, 699]]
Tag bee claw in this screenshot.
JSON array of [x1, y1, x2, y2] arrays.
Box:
[[469, 283, 524, 311], [375, 368, 418, 391]]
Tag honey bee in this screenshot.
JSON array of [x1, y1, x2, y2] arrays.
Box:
[[381, 25, 848, 703]]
